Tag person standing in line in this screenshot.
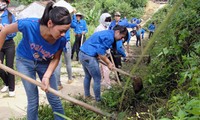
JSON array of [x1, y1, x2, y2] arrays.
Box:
[[55, 29, 73, 90], [136, 25, 142, 47], [94, 13, 112, 89], [55, 9, 78, 89], [148, 22, 156, 39], [123, 16, 128, 22], [63, 30, 73, 84], [109, 12, 137, 30], [108, 12, 136, 80], [0, 2, 71, 119], [109, 12, 137, 54], [0, 0, 16, 97], [71, 12, 88, 61]]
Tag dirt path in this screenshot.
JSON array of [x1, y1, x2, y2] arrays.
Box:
[[0, 1, 166, 119], [0, 61, 86, 120]]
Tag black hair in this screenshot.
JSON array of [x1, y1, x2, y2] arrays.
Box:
[[113, 25, 128, 41], [40, 2, 71, 26], [2, 0, 9, 4]]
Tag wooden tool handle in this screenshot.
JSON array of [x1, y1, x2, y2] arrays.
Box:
[[0, 63, 111, 117], [99, 60, 134, 78], [109, 53, 121, 85]]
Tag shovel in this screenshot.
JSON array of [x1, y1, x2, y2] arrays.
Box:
[[99, 60, 143, 94], [80, 34, 84, 46], [0, 63, 111, 117]]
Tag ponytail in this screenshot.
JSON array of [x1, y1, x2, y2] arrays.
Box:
[[40, 1, 71, 26], [40, 2, 54, 25]]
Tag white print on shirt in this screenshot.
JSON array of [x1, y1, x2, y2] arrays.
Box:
[[30, 43, 54, 60]]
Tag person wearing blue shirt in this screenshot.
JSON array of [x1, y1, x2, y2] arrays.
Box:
[[109, 12, 137, 55], [71, 12, 88, 61], [108, 12, 136, 79], [109, 12, 137, 30], [136, 18, 142, 24], [136, 25, 143, 47], [79, 25, 128, 102], [131, 17, 137, 23], [141, 28, 145, 39], [148, 22, 156, 39], [0, 2, 71, 120], [123, 16, 128, 22], [131, 18, 142, 24], [0, 0, 16, 97]]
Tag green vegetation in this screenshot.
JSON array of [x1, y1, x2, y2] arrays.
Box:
[[129, 0, 200, 119], [6, 0, 200, 119], [144, 0, 200, 119]]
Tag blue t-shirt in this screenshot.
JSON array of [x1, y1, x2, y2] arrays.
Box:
[[141, 28, 145, 38], [148, 24, 155, 32], [0, 10, 16, 40], [131, 18, 137, 23], [16, 18, 66, 62], [80, 30, 115, 57], [109, 19, 137, 30], [116, 40, 126, 57], [136, 29, 143, 37], [71, 15, 88, 34], [65, 29, 70, 41]]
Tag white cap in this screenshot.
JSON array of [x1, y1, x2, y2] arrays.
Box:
[[53, 0, 74, 13], [76, 12, 83, 16]]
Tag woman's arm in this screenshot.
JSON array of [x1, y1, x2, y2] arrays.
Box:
[[41, 49, 62, 91], [43, 49, 62, 78], [0, 23, 19, 49], [99, 54, 113, 70]]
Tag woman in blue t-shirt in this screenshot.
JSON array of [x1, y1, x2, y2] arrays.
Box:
[[79, 25, 128, 102], [0, 2, 71, 120], [0, 0, 16, 97], [136, 25, 142, 47], [148, 22, 156, 39]]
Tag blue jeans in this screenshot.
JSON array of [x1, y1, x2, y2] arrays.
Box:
[[79, 51, 101, 101], [63, 41, 72, 80], [55, 41, 72, 85], [55, 59, 62, 86], [16, 56, 64, 120]]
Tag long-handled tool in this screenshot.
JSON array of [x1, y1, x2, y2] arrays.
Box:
[[109, 53, 121, 86], [99, 60, 143, 93], [80, 34, 84, 46], [0, 63, 111, 117]]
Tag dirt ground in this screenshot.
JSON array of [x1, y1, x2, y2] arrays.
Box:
[[0, 1, 166, 119]]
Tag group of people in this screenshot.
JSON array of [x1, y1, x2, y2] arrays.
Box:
[[0, 0, 155, 119]]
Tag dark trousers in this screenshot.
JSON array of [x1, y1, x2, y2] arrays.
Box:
[[110, 50, 122, 80], [71, 34, 86, 61], [136, 35, 141, 47], [148, 31, 154, 39], [0, 39, 15, 91]]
